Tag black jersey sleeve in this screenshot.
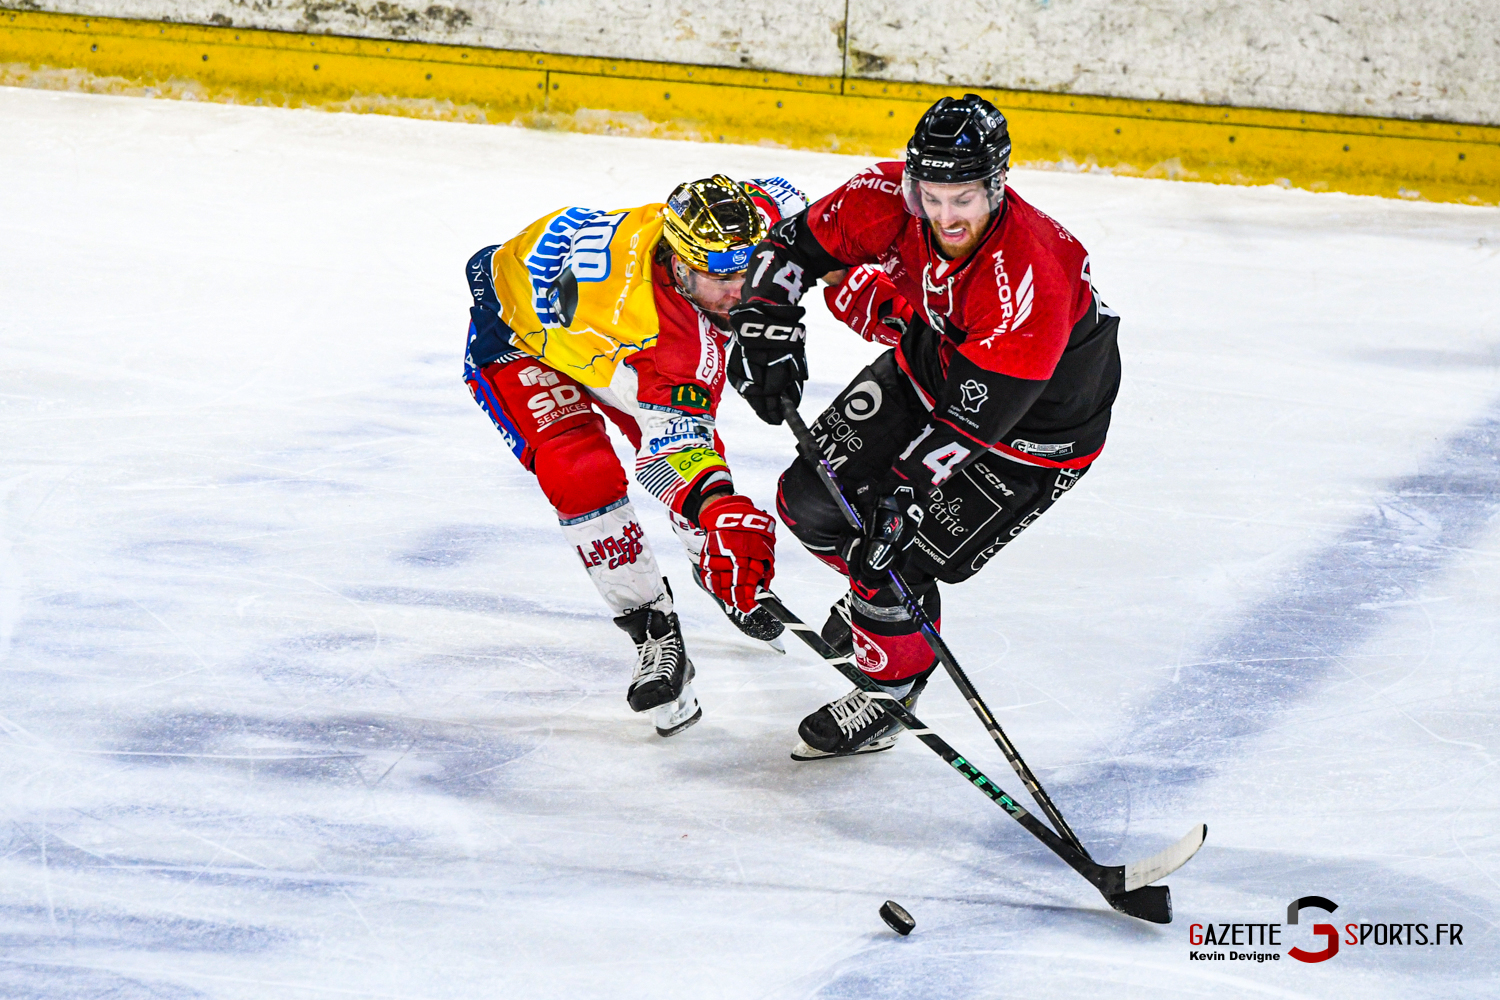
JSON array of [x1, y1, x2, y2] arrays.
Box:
[[740, 211, 849, 312]]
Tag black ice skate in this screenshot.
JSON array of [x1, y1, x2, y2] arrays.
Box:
[[790, 668, 932, 761], [692, 571, 785, 651], [614, 597, 702, 737]]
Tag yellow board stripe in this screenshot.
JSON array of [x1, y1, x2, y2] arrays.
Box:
[[2, 9, 1495, 205]]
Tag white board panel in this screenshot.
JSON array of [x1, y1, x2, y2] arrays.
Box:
[[19, 0, 1500, 125], [848, 0, 1500, 126]]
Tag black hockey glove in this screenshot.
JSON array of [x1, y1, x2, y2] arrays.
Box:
[[728, 212, 846, 425], [840, 420, 986, 584], [727, 301, 807, 425], [840, 483, 925, 588]]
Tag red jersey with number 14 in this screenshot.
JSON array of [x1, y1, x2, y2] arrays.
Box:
[[806, 161, 1119, 467]]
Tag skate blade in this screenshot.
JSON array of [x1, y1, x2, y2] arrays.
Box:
[[655, 705, 702, 738], [653, 683, 702, 738], [789, 734, 899, 761], [763, 633, 787, 655]]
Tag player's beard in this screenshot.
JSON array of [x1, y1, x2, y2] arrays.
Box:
[[930, 212, 990, 260], [681, 288, 734, 330]]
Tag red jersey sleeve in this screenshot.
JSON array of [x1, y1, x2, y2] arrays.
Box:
[[953, 191, 1095, 382], [804, 162, 910, 267]]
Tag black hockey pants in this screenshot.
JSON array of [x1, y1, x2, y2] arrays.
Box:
[[775, 350, 1090, 666]]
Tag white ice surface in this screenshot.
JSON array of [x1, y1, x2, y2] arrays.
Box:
[[2, 87, 1499, 999]]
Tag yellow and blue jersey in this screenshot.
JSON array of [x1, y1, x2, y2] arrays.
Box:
[[476, 203, 666, 388], [463, 178, 809, 520]]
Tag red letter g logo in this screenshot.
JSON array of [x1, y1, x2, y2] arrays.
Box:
[[1287, 896, 1340, 964]]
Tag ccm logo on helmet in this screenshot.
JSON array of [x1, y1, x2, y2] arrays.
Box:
[[920, 157, 957, 168], [713, 512, 775, 532], [737, 323, 805, 342]]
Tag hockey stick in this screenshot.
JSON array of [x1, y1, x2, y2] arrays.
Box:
[[778, 396, 1091, 859], [755, 588, 1204, 923]]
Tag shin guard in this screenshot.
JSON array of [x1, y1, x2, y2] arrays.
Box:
[[559, 500, 667, 616], [847, 583, 941, 684]]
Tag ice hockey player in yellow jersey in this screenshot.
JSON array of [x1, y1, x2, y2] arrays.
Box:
[[462, 175, 810, 737]]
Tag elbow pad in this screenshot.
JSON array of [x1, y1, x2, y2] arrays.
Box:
[[741, 210, 847, 310]]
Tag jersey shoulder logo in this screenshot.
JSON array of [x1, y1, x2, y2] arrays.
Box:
[[846, 164, 902, 196], [524, 207, 628, 326], [958, 379, 989, 413]]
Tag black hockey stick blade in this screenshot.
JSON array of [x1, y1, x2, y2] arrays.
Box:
[[1107, 885, 1172, 924]]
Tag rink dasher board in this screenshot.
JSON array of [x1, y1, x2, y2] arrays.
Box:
[[1, 7, 1497, 206]]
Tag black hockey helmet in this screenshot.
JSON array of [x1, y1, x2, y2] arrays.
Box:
[[902, 94, 1011, 216]]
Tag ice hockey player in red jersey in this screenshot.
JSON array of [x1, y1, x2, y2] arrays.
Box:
[[464, 175, 809, 738], [728, 95, 1121, 759]]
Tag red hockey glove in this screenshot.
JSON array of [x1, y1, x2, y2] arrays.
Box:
[[698, 494, 777, 612], [823, 264, 913, 346]]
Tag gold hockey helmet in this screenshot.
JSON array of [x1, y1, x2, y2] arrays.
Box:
[[662, 175, 766, 275]]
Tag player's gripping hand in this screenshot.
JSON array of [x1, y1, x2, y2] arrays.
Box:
[[727, 302, 807, 424], [842, 483, 925, 588], [842, 415, 981, 586], [823, 264, 913, 346], [698, 494, 777, 612]]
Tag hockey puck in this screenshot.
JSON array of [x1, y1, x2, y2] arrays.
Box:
[[879, 900, 915, 936]]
